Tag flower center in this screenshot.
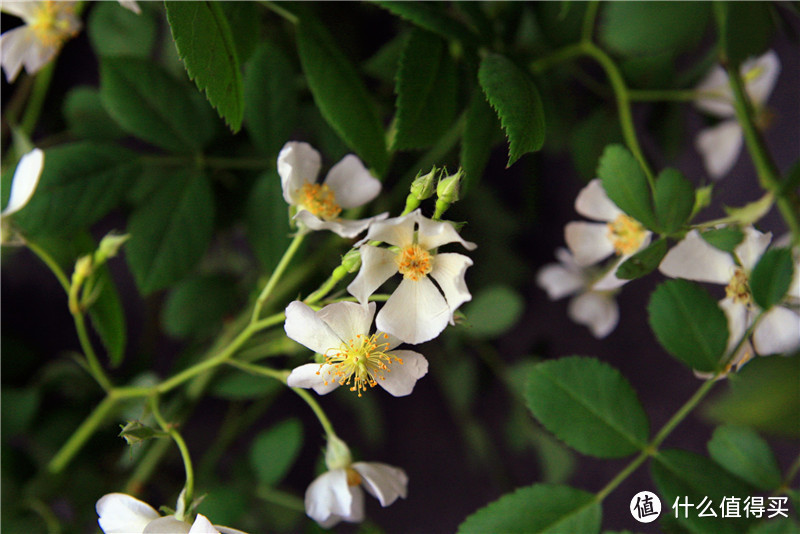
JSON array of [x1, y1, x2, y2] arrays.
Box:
[[345, 468, 362, 487], [318, 333, 403, 397], [300, 183, 341, 220], [607, 214, 646, 255], [30, 1, 78, 49], [725, 267, 751, 305], [396, 244, 433, 281]]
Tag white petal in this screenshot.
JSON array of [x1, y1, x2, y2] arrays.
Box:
[[574, 179, 622, 222], [694, 64, 735, 117], [277, 141, 321, 205], [720, 297, 750, 355], [20, 38, 61, 78], [143, 517, 191, 533], [214, 526, 249, 534], [96, 493, 160, 534], [284, 301, 343, 355], [188, 515, 220, 534], [376, 350, 428, 397], [564, 221, 615, 266], [429, 252, 473, 320], [591, 258, 630, 292], [743, 50, 780, 106], [287, 363, 341, 395], [359, 210, 417, 248], [318, 301, 376, 342], [377, 277, 450, 344], [294, 209, 388, 238], [2, 148, 44, 216], [735, 226, 771, 272], [695, 120, 744, 179], [415, 213, 477, 251], [305, 470, 355, 525], [659, 229, 735, 284], [536, 263, 584, 300], [118, 0, 141, 14], [753, 306, 800, 355], [352, 462, 408, 507], [0, 26, 34, 82], [346, 245, 398, 304], [567, 292, 619, 339], [1, 1, 40, 19], [323, 155, 381, 209]]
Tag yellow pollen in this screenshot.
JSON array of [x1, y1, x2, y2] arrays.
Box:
[[30, 1, 78, 49], [345, 467, 362, 487], [607, 214, 646, 255], [319, 332, 402, 397], [396, 244, 433, 281], [725, 268, 751, 305], [300, 183, 341, 220]]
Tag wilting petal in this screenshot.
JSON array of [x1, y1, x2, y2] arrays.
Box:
[[277, 142, 321, 205], [744, 50, 780, 107], [376, 350, 428, 397], [324, 155, 381, 209], [287, 363, 341, 395], [735, 226, 771, 272], [574, 179, 623, 222], [696, 120, 743, 179], [352, 462, 408, 507], [2, 148, 44, 216], [97, 493, 160, 534], [294, 209, 388, 238], [564, 221, 615, 266], [346, 245, 397, 304], [567, 291, 619, 339], [429, 252, 473, 319], [284, 301, 343, 354], [318, 301, 375, 343], [305, 470, 356, 525], [143, 517, 191, 533], [659, 230, 735, 284], [416, 213, 477, 251], [377, 277, 449, 344], [536, 262, 584, 300], [753, 306, 800, 355]]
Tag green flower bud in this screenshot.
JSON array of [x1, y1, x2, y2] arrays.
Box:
[[118, 420, 166, 446], [341, 248, 362, 273], [436, 168, 463, 205], [94, 232, 130, 266], [410, 167, 438, 201]]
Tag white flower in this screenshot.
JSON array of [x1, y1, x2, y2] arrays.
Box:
[[536, 248, 620, 338], [0, 0, 81, 82], [277, 141, 387, 238], [2, 148, 44, 244], [285, 300, 428, 397], [694, 51, 780, 179], [564, 179, 651, 282], [96, 493, 247, 534], [346, 209, 476, 344], [660, 227, 800, 363]]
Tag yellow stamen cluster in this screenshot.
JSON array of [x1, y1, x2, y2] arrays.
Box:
[[30, 1, 78, 49], [300, 183, 341, 220], [345, 468, 362, 487], [725, 268, 751, 305], [396, 244, 433, 281], [607, 214, 646, 255], [318, 333, 403, 397]]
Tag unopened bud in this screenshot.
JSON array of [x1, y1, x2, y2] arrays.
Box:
[[73, 255, 93, 284], [436, 168, 463, 205], [325, 434, 352, 471], [118, 420, 165, 446], [410, 167, 438, 201], [94, 232, 130, 266], [341, 248, 362, 273]]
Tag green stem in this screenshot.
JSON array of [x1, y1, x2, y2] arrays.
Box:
[[48, 395, 119, 473], [303, 265, 349, 305], [260, 0, 299, 24], [580, 0, 600, 43], [150, 396, 194, 516], [256, 486, 306, 512], [529, 43, 584, 75], [19, 62, 55, 137], [73, 312, 114, 392], [779, 452, 800, 494], [25, 240, 69, 292], [251, 232, 306, 323]]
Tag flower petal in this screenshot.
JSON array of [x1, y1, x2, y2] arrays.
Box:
[[284, 301, 343, 354], [659, 229, 735, 284], [118, 0, 141, 14], [574, 179, 622, 222], [277, 141, 321, 205], [429, 252, 473, 319], [323, 155, 381, 209], [590, 259, 630, 292], [358, 210, 417, 248], [564, 221, 615, 266], [96, 493, 160, 534], [287, 363, 341, 395], [376, 277, 450, 344], [0, 27, 34, 83], [536, 262, 584, 300], [294, 209, 388, 238], [2, 148, 44, 216], [188, 515, 221, 534], [744, 50, 780, 107], [720, 297, 750, 355], [753, 306, 800, 355], [695, 120, 744, 179], [305, 469, 356, 525], [694, 64, 735, 117], [567, 291, 619, 339], [214, 526, 249, 534], [318, 301, 376, 342], [1, 1, 40, 19], [346, 245, 397, 304], [352, 462, 408, 507], [143, 517, 191, 533], [415, 213, 477, 251], [735, 226, 771, 272], [377, 350, 428, 397]]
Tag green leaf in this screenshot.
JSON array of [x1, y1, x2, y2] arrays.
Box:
[[88, 265, 127, 367], [458, 484, 601, 534], [363, 31, 406, 84], [599, 2, 710, 57], [615, 238, 667, 280], [479, 53, 545, 167], [63, 87, 126, 141], [250, 419, 304, 486], [246, 171, 292, 271], [165, 1, 244, 132], [464, 285, 524, 339], [161, 275, 238, 340], [707, 425, 782, 491], [750, 248, 794, 311], [724, 193, 775, 226], [569, 110, 622, 180], [461, 88, 500, 195], [597, 144, 655, 229], [100, 57, 214, 152], [373, 1, 478, 45], [218, 2, 259, 65], [13, 142, 138, 237], [211, 371, 281, 400], [87, 1, 157, 58], [647, 279, 729, 372], [296, 18, 388, 175], [392, 28, 458, 150], [720, 3, 774, 68], [1, 388, 39, 437], [654, 168, 695, 234], [525, 356, 649, 458], [700, 227, 745, 253], [126, 169, 214, 294], [243, 43, 298, 157]]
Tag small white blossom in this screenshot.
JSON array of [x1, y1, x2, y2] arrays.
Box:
[[277, 141, 387, 238], [694, 51, 780, 179], [2, 148, 44, 244], [285, 300, 429, 397], [347, 209, 476, 344]]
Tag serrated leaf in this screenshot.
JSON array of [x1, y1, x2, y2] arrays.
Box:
[[461, 88, 500, 195], [162, 275, 238, 340], [88, 265, 127, 367], [700, 227, 745, 253], [250, 419, 303, 486], [616, 238, 667, 280], [126, 169, 214, 294], [87, 1, 157, 58], [63, 87, 125, 141], [708, 425, 782, 491], [219, 2, 259, 65], [296, 18, 388, 175], [750, 248, 794, 311], [373, 1, 478, 44], [479, 53, 545, 166], [525, 356, 649, 458], [458, 484, 601, 534], [654, 168, 694, 234], [597, 144, 655, 229], [100, 57, 214, 152], [246, 171, 292, 271], [165, 1, 244, 132], [648, 280, 729, 372], [464, 285, 524, 339]]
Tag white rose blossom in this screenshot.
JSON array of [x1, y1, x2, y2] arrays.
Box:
[[536, 247, 621, 339], [2, 147, 45, 244], [96, 493, 247, 534], [694, 50, 780, 179], [346, 209, 476, 344], [659, 227, 800, 372], [285, 300, 429, 397], [277, 141, 387, 238], [0, 0, 81, 82]]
